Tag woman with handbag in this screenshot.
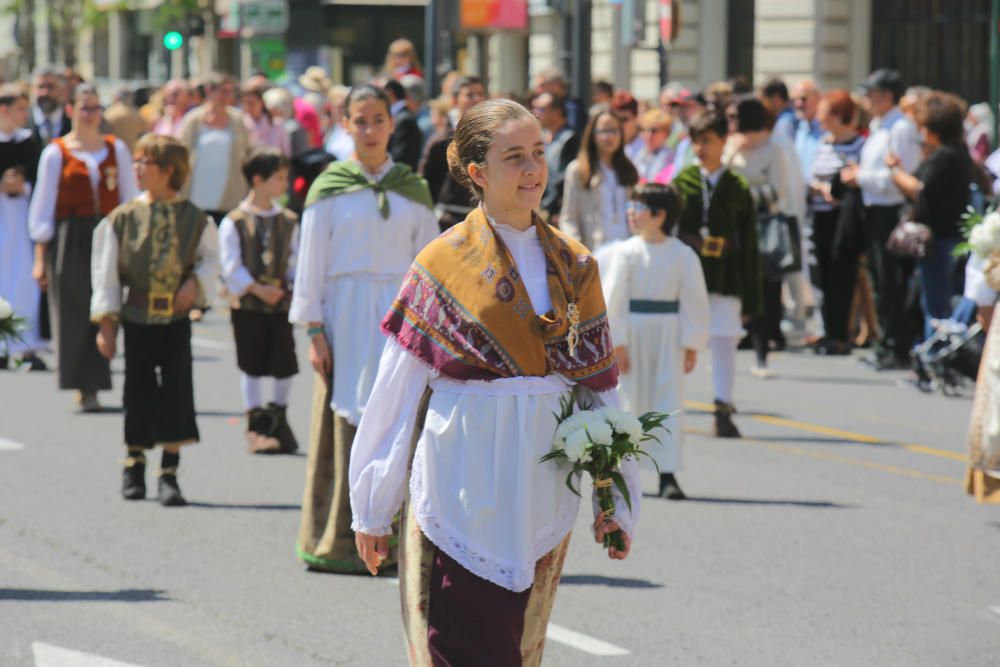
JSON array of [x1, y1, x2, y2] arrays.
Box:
[[723, 95, 799, 378], [809, 90, 866, 356], [888, 92, 973, 346]]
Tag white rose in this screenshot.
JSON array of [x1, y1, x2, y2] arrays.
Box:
[[971, 223, 995, 258], [564, 429, 591, 463], [0, 297, 11, 320], [586, 420, 613, 446]]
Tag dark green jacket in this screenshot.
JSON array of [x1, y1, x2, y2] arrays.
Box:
[[674, 165, 762, 317]]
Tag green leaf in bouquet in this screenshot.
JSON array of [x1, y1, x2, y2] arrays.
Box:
[[635, 449, 661, 475], [609, 471, 632, 512], [565, 471, 582, 498], [539, 450, 568, 464]]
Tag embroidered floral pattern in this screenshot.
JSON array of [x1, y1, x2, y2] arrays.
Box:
[[496, 277, 515, 302]]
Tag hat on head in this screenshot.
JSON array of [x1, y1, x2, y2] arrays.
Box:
[[858, 69, 904, 97], [298, 66, 332, 93]]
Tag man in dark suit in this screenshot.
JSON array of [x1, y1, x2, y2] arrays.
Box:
[[383, 79, 423, 170], [28, 66, 71, 147], [533, 93, 580, 226]]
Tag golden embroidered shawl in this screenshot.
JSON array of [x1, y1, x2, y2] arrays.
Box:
[[381, 207, 618, 390]]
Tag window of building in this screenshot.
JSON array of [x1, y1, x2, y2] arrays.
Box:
[[726, 0, 754, 82]]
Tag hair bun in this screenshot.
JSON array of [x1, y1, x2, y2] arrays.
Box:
[[446, 140, 475, 195]]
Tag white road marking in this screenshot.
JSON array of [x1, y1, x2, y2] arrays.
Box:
[[190, 336, 232, 351], [545, 623, 630, 656], [0, 437, 25, 451], [384, 578, 629, 656], [33, 642, 145, 667]]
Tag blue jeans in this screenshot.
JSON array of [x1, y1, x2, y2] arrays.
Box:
[[917, 237, 960, 342]]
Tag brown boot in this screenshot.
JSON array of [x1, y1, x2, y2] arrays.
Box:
[[267, 403, 298, 454], [713, 400, 741, 438], [246, 408, 281, 454]]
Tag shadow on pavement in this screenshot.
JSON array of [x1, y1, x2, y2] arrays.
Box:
[[659, 496, 854, 509], [0, 588, 169, 602], [774, 374, 898, 387], [559, 574, 663, 589], [195, 410, 246, 418], [186, 502, 301, 511]]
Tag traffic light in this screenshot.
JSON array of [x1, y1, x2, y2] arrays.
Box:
[[163, 31, 184, 51]]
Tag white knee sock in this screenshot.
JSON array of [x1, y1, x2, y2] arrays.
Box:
[[272, 377, 293, 406], [710, 336, 738, 404], [240, 373, 263, 410]]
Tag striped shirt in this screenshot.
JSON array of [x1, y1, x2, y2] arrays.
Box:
[[809, 134, 865, 212]]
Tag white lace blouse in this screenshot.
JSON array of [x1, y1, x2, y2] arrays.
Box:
[[349, 221, 641, 593]]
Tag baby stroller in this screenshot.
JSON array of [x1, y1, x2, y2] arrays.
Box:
[[911, 298, 985, 396]]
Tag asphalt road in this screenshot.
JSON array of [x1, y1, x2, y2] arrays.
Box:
[[1, 311, 998, 666]]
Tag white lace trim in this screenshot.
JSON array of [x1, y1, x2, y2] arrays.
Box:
[[409, 438, 580, 593]]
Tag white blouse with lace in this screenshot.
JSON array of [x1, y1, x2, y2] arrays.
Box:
[[348, 220, 641, 593]]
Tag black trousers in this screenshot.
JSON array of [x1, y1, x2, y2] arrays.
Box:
[[748, 279, 783, 365], [122, 319, 199, 449], [812, 208, 859, 343], [864, 205, 915, 361]]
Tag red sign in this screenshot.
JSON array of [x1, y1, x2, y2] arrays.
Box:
[[659, 0, 681, 44], [461, 0, 528, 31]]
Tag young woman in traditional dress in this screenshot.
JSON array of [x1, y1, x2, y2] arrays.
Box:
[[349, 99, 640, 666], [290, 85, 439, 573], [28, 83, 139, 411]]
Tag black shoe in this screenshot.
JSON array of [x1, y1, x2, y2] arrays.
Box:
[[267, 402, 299, 454], [658, 473, 687, 500], [19, 353, 48, 371], [122, 459, 146, 500], [158, 473, 187, 507], [0, 355, 7, 370], [713, 400, 742, 438], [815, 339, 851, 356]]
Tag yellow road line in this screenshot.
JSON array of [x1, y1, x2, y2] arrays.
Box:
[[683, 400, 966, 462], [684, 427, 964, 486]]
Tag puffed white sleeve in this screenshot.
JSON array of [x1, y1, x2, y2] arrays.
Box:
[[114, 140, 140, 202], [679, 245, 711, 350], [579, 386, 641, 539], [218, 215, 255, 296], [600, 244, 630, 349], [90, 217, 121, 321], [28, 143, 62, 243], [289, 201, 330, 325], [349, 337, 433, 535], [193, 220, 220, 309], [964, 253, 997, 307]]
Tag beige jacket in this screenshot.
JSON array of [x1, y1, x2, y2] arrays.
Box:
[[178, 106, 251, 213], [559, 159, 633, 251]]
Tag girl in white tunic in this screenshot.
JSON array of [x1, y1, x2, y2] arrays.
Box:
[[603, 183, 709, 500], [350, 99, 640, 666], [290, 85, 439, 573], [0, 85, 44, 368]]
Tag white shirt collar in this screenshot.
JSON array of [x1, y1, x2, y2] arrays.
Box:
[[698, 164, 726, 186], [349, 156, 395, 181], [239, 196, 284, 217], [0, 127, 32, 142]]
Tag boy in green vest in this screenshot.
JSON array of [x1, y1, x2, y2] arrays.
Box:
[[673, 110, 762, 438], [219, 147, 300, 454], [91, 135, 220, 506]]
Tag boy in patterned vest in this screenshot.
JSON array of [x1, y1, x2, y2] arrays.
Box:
[[91, 135, 220, 506], [219, 147, 300, 454]]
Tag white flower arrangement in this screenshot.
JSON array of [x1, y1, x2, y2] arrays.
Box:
[[0, 297, 25, 343], [541, 396, 672, 551]]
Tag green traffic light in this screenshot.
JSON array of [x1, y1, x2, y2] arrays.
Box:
[[164, 31, 184, 51]]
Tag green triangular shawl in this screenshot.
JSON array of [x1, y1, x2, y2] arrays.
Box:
[[303, 160, 433, 218]]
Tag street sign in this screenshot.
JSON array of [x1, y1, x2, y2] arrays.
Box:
[[163, 31, 184, 51], [659, 0, 680, 44], [460, 0, 528, 31], [242, 1, 289, 34]]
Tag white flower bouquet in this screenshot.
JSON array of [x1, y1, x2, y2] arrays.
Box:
[[960, 208, 1000, 290], [0, 297, 25, 343], [541, 396, 671, 552]]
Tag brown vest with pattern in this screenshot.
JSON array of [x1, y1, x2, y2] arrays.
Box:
[[229, 207, 298, 313]]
